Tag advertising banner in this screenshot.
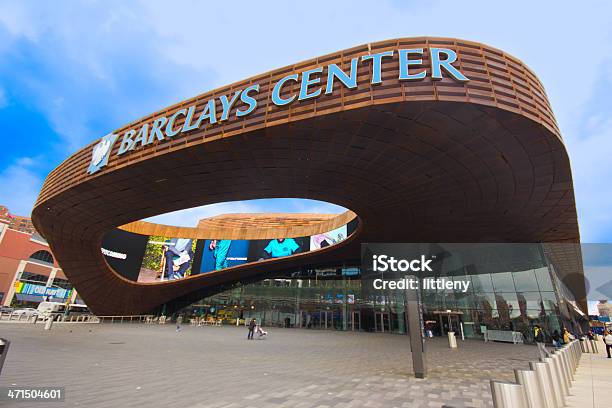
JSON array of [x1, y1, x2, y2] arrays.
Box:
[[200, 240, 249, 273], [15, 282, 70, 299], [137, 236, 197, 282]]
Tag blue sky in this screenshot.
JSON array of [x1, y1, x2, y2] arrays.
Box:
[[0, 1, 611, 240]]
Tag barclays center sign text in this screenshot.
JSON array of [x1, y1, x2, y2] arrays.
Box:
[[87, 47, 468, 174]]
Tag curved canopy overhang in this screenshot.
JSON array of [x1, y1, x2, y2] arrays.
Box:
[[32, 37, 582, 315]]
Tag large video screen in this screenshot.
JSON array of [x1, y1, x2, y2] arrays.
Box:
[[101, 228, 149, 281], [248, 237, 309, 261], [137, 236, 197, 282], [310, 224, 347, 250], [200, 239, 249, 273], [102, 221, 354, 283]]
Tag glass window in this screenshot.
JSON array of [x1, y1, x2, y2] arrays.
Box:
[[421, 290, 437, 307], [540, 291, 559, 311], [29, 250, 54, 264], [470, 273, 494, 292], [454, 292, 471, 309], [516, 292, 543, 310], [495, 292, 520, 315], [20, 272, 48, 284], [534, 267, 553, 291], [491, 272, 515, 292], [52, 278, 72, 290], [473, 293, 497, 310], [433, 291, 450, 309], [513, 269, 539, 292], [526, 309, 545, 319]]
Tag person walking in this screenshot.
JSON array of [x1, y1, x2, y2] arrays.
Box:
[[534, 325, 544, 343], [247, 318, 256, 340], [534, 325, 547, 358], [176, 315, 183, 332], [603, 330, 612, 359]]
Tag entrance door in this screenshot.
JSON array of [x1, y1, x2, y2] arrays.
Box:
[[360, 307, 376, 332], [319, 310, 330, 329], [437, 313, 463, 336], [348, 311, 361, 331], [449, 314, 462, 335], [374, 312, 390, 332]]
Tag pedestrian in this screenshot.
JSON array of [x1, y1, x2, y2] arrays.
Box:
[[562, 327, 570, 345], [533, 325, 547, 357], [176, 315, 183, 332], [552, 330, 561, 348], [534, 325, 544, 343], [603, 330, 612, 359], [247, 318, 256, 340]]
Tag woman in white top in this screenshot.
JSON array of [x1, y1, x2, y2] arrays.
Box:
[[603, 330, 612, 359]]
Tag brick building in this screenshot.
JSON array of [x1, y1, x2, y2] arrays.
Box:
[[0, 205, 36, 235], [0, 208, 76, 307]]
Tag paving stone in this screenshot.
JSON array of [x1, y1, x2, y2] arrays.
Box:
[[0, 324, 542, 407]]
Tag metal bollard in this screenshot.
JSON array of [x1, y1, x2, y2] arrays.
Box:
[[589, 339, 598, 353], [559, 348, 574, 382], [44, 316, 53, 331], [552, 352, 570, 392], [530, 361, 557, 408], [564, 345, 573, 372], [0, 338, 10, 376], [490, 380, 529, 408], [568, 343, 577, 372], [542, 357, 565, 407], [572, 341, 579, 369], [565, 347, 575, 379], [586, 339, 592, 353], [551, 353, 569, 395], [580, 338, 588, 353], [515, 369, 545, 408]]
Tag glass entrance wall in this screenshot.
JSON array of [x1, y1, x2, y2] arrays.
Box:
[[181, 244, 584, 341]]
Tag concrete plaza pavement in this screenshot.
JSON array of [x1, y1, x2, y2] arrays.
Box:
[[0, 323, 543, 408], [565, 339, 611, 408]]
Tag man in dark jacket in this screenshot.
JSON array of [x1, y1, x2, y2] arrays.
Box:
[[534, 325, 545, 343], [247, 318, 256, 340]]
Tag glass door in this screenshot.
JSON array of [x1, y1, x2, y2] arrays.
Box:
[[374, 312, 390, 332], [348, 311, 361, 331], [319, 310, 329, 329]]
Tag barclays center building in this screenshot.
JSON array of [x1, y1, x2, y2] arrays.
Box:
[[32, 37, 588, 343]]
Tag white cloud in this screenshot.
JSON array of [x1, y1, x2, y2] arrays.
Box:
[[0, 157, 43, 217], [0, 1, 217, 152], [0, 1, 38, 40], [136, 0, 612, 126], [4, 0, 607, 149]]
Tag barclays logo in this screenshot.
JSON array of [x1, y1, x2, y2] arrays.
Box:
[[87, 133, 118, 174]]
